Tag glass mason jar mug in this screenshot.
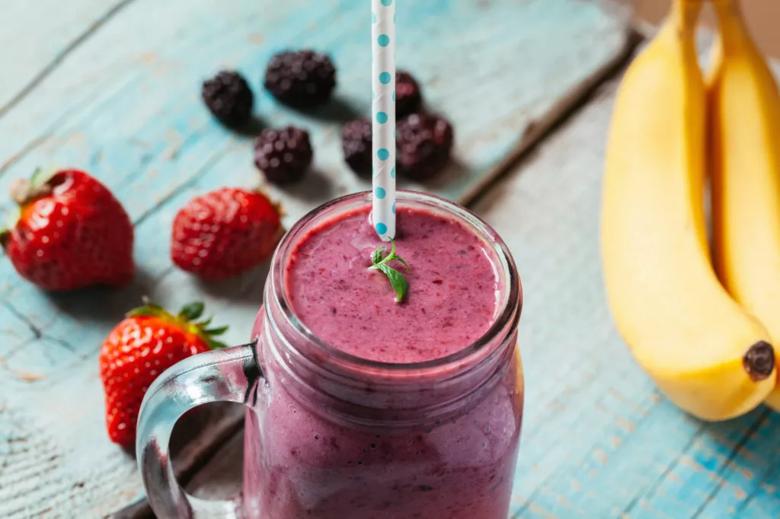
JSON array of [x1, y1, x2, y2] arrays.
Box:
[[137, 191, 524, 518]]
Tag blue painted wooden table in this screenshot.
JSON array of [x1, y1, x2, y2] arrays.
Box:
[[1, 0, 777, 518]]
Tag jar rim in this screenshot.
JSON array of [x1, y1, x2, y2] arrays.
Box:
[[268, 190, 522, 378]]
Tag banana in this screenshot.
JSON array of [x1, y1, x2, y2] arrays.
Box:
[[601, 0, 775, 420], [708, 0, 780, 411]]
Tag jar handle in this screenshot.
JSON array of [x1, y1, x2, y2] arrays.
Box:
[[136, 341, 262, 518]]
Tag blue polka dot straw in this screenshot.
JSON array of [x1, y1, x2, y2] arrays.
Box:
[[372, 0, 395, 240]]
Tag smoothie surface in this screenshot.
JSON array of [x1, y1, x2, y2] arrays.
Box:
[[285, 206, 500, 362]]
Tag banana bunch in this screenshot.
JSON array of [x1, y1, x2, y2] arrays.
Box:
[[601, 0, 780, 421]]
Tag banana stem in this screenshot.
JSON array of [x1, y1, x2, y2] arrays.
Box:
[[669, 0, 704, 34], [711, 0, 752, 52]]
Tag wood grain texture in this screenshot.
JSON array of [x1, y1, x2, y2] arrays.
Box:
[[0, 0, 633, 516], [0, 0, 134, 116], [472, 72, 780, 519]]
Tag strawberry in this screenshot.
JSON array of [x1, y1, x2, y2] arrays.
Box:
[[171, 187, 281, 279], [0, 168, 134, 291], [99, 301, 227, 449]]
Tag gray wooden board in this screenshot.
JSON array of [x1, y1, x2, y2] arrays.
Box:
[[0, 0, 635, 516]]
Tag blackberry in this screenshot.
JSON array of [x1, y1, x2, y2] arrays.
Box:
[[397, 113, 454, 179], [254, 126, 313, 184], [264, 50, 336, 107], [396, 71, 422, 117], [201, 71, 253, 126], [341, 118, 372, 177]]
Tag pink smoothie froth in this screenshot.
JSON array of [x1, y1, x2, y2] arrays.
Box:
[[285, 205, 501, 362]]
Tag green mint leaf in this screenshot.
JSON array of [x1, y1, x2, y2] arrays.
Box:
[[368, 240, 411, 302], [371, 245, 385, 265], [378, 264, 408, 303], [393, 255, 409, 269]]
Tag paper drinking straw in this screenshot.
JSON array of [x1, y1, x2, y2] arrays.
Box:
[[371, 0, 396, 241]]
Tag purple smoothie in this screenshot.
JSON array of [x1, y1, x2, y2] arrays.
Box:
[[286, 206, 500, 362], [244, 203, 522, 518]]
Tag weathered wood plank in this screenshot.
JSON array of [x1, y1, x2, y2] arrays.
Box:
[[0, 0, 133, 115], [0, 0, 633, 516], [469, 68, 780, 518], [185, 427, 244, 502]]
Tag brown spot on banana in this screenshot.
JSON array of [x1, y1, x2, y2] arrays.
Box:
[[743, 341, 775, 381]]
